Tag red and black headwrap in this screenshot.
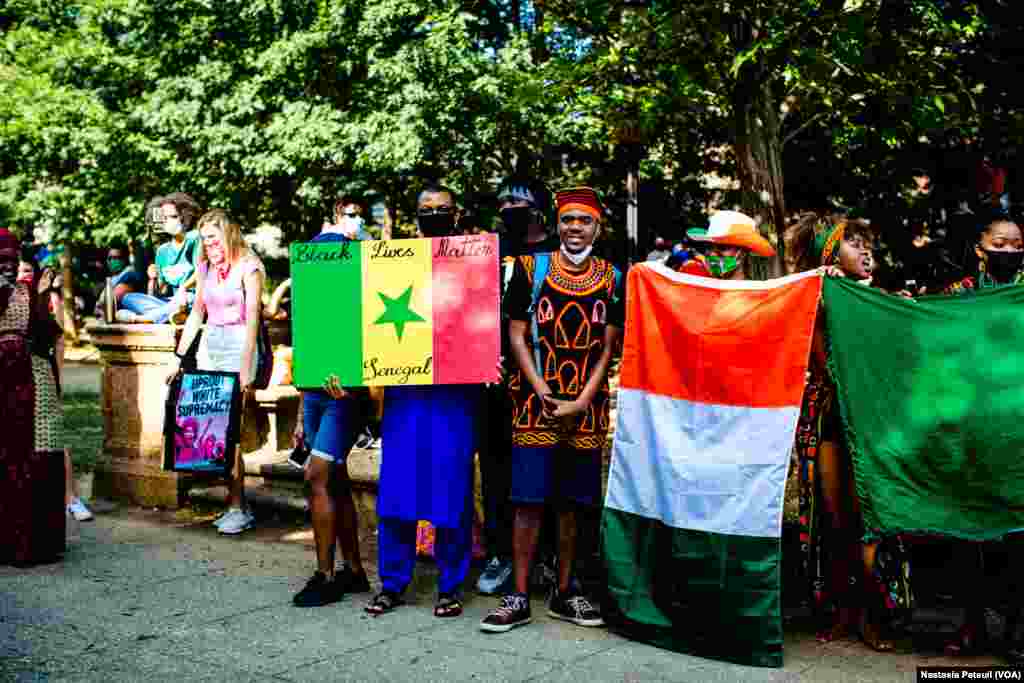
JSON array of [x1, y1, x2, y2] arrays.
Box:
[[0, 228, 20, 312], [0, 227, 19, 253], [555, 187, 603, 222]]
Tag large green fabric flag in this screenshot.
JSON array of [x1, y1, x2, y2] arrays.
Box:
[[823, 278, 1024, 541]]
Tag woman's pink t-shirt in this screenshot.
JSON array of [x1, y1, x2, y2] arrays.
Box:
[[200, 257, 264, 327]]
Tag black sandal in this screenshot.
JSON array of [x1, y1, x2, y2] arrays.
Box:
[[434, 593, 463, 618], [365, 590, 404, 616]]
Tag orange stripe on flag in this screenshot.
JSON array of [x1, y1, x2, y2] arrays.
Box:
[[620, 264, 821, 408]]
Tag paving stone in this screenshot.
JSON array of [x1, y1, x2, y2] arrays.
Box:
[[277, 633, 559, 683]]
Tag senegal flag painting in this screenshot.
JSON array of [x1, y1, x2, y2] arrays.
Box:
[[290, 234, 500, 388], [603, 263, 821, 668]]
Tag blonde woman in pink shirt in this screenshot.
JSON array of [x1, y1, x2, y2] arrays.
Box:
[[168, 209, 265, 535]]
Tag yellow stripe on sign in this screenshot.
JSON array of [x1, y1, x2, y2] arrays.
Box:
[[360, 239, 434, 386]]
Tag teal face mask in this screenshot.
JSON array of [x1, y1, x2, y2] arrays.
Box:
[[107, 258, 125, 273], [706, 254, 741, 278]]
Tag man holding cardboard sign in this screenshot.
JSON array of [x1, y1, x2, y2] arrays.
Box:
[[290, 185, 501, 617], [363, 185, 497, 619]]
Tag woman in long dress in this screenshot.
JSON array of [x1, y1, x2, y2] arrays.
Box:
[[0, 227, 65, 566]]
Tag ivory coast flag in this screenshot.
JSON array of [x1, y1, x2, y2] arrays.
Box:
[[603, 263, 821, 668], [290, 234, 500, 388]]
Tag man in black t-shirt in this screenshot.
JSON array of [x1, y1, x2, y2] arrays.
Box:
[[477, 178, 560, 596], [481, 186, 623, 633]]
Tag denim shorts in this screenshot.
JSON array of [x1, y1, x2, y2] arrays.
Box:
[[510, 446, 603, 506], [302, 390, 360, 465]]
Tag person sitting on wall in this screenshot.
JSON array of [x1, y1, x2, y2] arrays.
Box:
[[118, 193, 201, 324], [93, 242, 144, 320]]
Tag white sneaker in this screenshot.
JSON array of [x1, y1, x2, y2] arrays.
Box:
[[218, 509, 254, 535], [67, 497, 94, 522], [212, 510, 232, 528]]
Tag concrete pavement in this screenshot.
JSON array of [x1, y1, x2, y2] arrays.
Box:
[[1, 506, 1008, 682]]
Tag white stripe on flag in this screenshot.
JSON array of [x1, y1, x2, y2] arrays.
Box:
[[606, 387, 799, 538]]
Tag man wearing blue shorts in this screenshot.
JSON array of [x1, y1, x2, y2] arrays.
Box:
[[481, 187, 623, 632], [292, 228, 372, 608]]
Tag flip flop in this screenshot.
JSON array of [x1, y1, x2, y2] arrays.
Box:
[[365, 591, 403, 616]]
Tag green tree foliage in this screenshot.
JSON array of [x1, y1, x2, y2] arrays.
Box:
[[0, 0, 1019, 266], [1, 0, 557, 243], [536, 0, 999, 266]]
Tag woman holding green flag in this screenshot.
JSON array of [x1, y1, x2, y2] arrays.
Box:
[[946, 214, 1024, 293], [942, 214, 1024, 662], [786, 213, 906, 652]]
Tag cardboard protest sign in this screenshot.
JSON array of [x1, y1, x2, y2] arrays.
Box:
[[164, 370, 240, 474], [290, 235, 500, 388]]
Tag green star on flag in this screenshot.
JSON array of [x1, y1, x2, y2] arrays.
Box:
[[374, 285, 425, 341]]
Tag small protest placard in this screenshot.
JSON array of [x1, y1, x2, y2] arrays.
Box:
[[290, 234, 500, 388], [164, 370, 241, 475]]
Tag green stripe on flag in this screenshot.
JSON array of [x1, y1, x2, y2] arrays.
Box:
[[603, 507, 783, 668], [291, 241, 363, 388]]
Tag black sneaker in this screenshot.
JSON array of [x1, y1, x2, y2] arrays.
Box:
[[335, 565, 371, 594], [293, 571, 343, 608], [548, 589, 604, 627], [480, 592, 531, 633]]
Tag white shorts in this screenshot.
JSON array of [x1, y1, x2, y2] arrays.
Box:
[[199, 324, 256, 383]]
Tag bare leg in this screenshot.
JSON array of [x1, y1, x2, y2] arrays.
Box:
[[818, 440, 859, 636], [306, 457, 336, 578], [556, 509, 577, 594], [513, 505, 543, 594], [334, 465, 364, 574], [225, 447, 245, 509], [64, 448, 77, 505]]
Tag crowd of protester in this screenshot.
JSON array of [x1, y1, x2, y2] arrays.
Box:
[[1, 168, 1022, 665]]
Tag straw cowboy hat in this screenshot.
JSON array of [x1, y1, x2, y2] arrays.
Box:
[[686, 210, 776, 257]]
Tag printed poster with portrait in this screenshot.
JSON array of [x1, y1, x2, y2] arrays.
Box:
[[163, 370, 241, 475]]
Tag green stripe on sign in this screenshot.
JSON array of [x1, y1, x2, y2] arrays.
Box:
[[290, 241, 363, 388], [602, 507, 783, 668]]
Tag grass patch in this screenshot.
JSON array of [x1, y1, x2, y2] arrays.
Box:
[[64, 391, 105, 473]]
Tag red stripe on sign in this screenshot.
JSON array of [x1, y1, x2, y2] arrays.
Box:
[[431, 234, 501, 384]]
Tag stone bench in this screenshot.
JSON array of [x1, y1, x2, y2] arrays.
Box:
[[88, 321, 300, 508]]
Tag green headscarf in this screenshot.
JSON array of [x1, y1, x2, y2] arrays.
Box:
[[811, 222, 845, 267]]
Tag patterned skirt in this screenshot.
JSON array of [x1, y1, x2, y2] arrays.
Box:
[[795, 371, 835, 616], [0, 348, 65, 565], [795, 368, 912, 615]]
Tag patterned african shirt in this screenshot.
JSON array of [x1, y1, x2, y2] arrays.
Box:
[[505, 252, 624, 450]]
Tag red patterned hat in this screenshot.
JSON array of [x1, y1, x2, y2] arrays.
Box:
[[0, 228, 20, 253], [555, 187, 603, 221]]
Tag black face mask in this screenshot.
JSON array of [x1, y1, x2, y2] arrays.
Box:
[[500, 207, 532, 236], [978, 248, 1019, 282], [983, 249, 1024, 283], [418, 213, 456, 237]]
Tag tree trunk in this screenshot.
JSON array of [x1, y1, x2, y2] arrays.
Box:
[[60, 244, 79, 344], [729, 12, 787, 277], [733, 78, 787, 277], [531, 7, 548, 63]]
